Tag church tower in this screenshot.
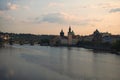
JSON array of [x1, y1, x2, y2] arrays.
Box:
[[92, 29, 102, 42], [60, 29, 64, 37], [68, 26, 73, 45], [69, 26, 71, 33]]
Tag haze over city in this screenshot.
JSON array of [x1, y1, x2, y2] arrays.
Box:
[[0, 0, 120, 35]]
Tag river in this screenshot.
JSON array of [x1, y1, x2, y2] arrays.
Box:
[[0, 44, 120, 80]]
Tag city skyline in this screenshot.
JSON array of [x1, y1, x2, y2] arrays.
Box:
[[0, 0, 120, 35]]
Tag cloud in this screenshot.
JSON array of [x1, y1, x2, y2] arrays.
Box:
[[8, 3, 19, 10], [0, 0, 9, 10], [8, 2, 30, 10], [30, 12, 102, 26], [0, 0, 29, 11], [24, 13, 64, 24], [23, 6, 30, 10], [38, 12, 82, 25], [0, 11, 4, 15], [109, 8, 120, 13], [0, 12, 15, 21], [0, 0, 19, 11], [48, 2, 64, 7], [41, 13, 66, 24], [98, 2, 120, 9]]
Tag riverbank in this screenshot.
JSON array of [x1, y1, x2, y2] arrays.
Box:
[[50, 44, 120, 55], [1, 43, 120, 55], [76, 45, 120, 55]]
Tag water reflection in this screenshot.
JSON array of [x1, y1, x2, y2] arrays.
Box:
[[0, 45, 120, 80]]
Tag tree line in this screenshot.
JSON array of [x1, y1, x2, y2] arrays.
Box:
[[0, 32, 56, 46]]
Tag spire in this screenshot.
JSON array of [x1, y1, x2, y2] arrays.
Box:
[[60, 29, 64, 37], [69, 26, 71, 32], [94, 29, 100, 34], [95, 29, 99, 32], [61, 29, 63, 32], [72, 30, 75, 35]]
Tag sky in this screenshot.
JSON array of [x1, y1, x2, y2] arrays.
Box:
[[0, 0, 120, 35]]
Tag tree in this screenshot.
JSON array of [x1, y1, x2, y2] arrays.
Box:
[[19, 40, 24, 45], [29, 41, 34, 46], [9, 38, 14, 45], [39, 39, 50, 46], [0, 37, 4, 47], [111, 40, 120, 51]]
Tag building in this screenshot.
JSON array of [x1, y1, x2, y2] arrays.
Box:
[[82, 29, 120, 44], [50, 26, 79, 46], [50, 28, 120, 46], [60, 29, 68, 45], [101, 32, 112, 43], [60, 29, 64, 37], [92, 29, 102, 42], [0, 33, 10, 41], [68, 26, 75, 45], [82, 35, 93, 42], [102, 35, 120, 44]]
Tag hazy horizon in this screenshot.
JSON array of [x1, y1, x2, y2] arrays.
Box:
[[0, 29, 120, 36], [0, 0, 120, 35]]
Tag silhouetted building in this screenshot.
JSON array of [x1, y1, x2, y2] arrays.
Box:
[[60, 29, 64, 37], [50, 26, 79, 46], [92, 29, 102, 42], [68, 26, 75, 45]]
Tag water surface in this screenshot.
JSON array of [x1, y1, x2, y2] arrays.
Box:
[[0, 45, 120, 80]]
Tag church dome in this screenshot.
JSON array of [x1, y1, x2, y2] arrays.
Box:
[[60, 29, 64, 37]]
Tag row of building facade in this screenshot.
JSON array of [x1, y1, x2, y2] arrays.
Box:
[[50, 26, 120, 46], [0, 27, 120, 46]]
